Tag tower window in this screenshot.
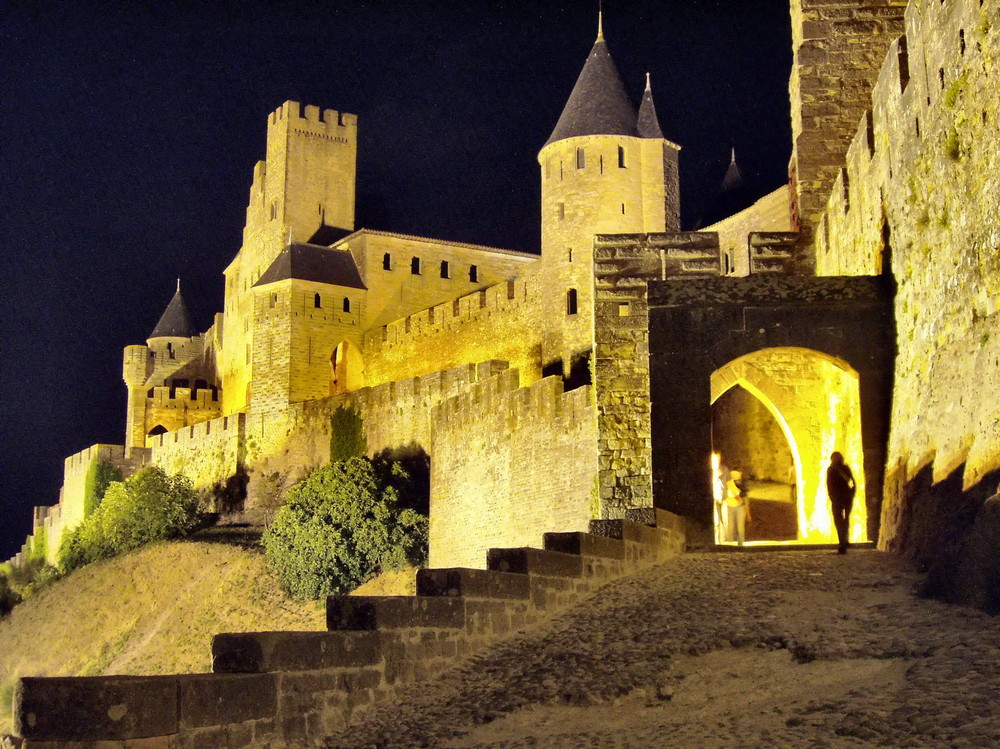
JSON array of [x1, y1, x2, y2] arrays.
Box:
[[383, 252, 392, 270], [411, 257, 421, 275], [314, 293, 322, 308], [469, 265, 479, 283], [599, 154, 604, 174], [343, 297, 351, 313], [566, 289, 578, 315], [269, 202, 277, 221], [440, 260, 450, 279], [558, 202, 565, 220], [568, 248, 573, 263], [576, 148, 585, 169], [270, 293, 277, 308], [618, 145, 626, 168], [166, 342, 175, 359], [621, 202, 626, 214]]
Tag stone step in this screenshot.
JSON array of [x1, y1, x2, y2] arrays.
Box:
[[327, 595, 466, 631], [212, 630, 382, 673], [486, 546, 583, 577], [588, 517, 665, 545], [416, 567, 531, 599], [542, 531, 625, 559]]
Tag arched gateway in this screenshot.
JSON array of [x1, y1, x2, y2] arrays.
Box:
[[593, 263, 895, 549]]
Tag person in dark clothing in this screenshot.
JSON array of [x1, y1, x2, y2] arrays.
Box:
[[826, 451, 856, 554]]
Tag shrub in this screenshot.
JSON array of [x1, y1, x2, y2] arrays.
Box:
[[330, 405, 367, 462], [58, 466, 201, 573], [83, 459, 123, 516], [264, 457, 428, 599], [0, 572, 21, 618]]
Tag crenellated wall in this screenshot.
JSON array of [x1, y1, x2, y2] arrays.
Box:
[[808, 0, 1000, 572], [429, 370, 597, 569]]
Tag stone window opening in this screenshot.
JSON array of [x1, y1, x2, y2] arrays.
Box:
[[269, 202, 277, 221], [558, 202, 565, 220], [576, 148, 585, 169], [167, 342, 175, 359], [599, 154, 604, 174], [566, 288, 578, 315], [383, 252, 392, 270], [314, 293, 322, 308], [959, 29, 965, 55], [618, 145, 626, 168], [343, 297, 351, 313], [440, 260, 450, 279], [270, 293, 277, 308], [568, 248, 573, 263], [469, 265, 479, 283], [621, 202, 626, 215], [560, 160, 564, 180], [411, 257, 421, 275], [618, 302, 630, 317], [147, 425, 168, 437], [939, 68, 945, 89]]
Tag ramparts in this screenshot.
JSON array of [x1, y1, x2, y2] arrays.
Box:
[[430, 369, 597, 568]]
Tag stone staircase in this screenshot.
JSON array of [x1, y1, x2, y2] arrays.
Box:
[[8, 509, 684, 748]]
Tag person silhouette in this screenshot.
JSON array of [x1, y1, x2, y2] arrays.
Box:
[[826, 451, 856, 554]]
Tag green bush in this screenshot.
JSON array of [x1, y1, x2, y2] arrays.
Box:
[[58, 466, 201, 573], [330, 405, 367, 462], [83, 459, 123, 516], [0, 572, 21, 618], [263, 457, 428, 599]]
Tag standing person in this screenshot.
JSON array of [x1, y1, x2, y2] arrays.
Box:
[[725, 469, 751, 546], [826, 451, 856, 554]]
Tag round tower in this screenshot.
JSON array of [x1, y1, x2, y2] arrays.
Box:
[[537, 15, 681, 371]]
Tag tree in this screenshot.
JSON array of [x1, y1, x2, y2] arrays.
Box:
[[263, 457, 427, 599]]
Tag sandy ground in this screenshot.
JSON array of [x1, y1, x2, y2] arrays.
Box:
[[326, 550, 1000, 748]]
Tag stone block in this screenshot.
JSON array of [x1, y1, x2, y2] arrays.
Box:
[[176, 673, 276, 730], [327, 596, 466, 630], [212, 631, 381, 673], [486, 547, 583, 577], [542, 531, 625, 559], [415, 567, 530, 599], [15, 676, 178, 741]]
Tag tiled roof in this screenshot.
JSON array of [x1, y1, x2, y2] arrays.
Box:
[[253, 243, 366, 290]]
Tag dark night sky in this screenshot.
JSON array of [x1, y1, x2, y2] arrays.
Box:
[[0, 0, 792, 560]]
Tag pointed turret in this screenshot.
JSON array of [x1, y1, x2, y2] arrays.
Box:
[[149, 279, 196, 339], [544, 13, 637, 147], [721, 147, 744, 191], [636, 72, 664, 139]]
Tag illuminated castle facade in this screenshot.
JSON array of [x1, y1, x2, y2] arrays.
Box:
[[11, 1, 1000, 607]]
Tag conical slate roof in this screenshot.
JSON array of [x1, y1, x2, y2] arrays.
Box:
[[636, 73, 664, 139], [721, 147, 744, 191], [544, 31, 637, 147], [149, 281, 196, 339]]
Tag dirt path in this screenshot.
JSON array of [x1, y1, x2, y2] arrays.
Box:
[[325, 550, 1000, 748]]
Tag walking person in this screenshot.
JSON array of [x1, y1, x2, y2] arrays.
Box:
[[826, 451, 856, 554]]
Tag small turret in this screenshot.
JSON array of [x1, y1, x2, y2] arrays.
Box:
[[636, 73, 664, 139], [149, 279, 196, 341]]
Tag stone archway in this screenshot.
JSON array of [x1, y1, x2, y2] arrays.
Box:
[[710, 348, 866, 545]]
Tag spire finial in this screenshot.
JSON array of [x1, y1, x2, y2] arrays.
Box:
[[730, 146, 737, 163], [176, 278, 181, 294], [645, 72, 651, 91], [597, 2, 604, 41]]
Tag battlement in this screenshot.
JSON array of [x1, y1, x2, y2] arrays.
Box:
[[63, 444, 129, 478], [269, 101, 358, 132], [433, 369, 593, 431], [593, 232, 722, 283], [816, 0, 992, 273], [146, 385, 221, 409], [147, 412, 245, 449], [365, 276, 532, 353]]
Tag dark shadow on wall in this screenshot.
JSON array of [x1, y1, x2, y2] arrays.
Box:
[[887, 461, 1000, 614]]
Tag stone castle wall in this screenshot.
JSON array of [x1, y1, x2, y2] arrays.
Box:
[[808, 0, 1000, 567], [429, 370, 597, 569]]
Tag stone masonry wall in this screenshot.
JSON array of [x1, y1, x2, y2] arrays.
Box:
[[808, 0, 1000, 590], [429, 370, 597, 569], [789, 0, 907, 244]]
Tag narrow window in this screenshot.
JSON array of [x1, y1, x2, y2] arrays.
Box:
[[566, 289, 578, 315], [343, 297, 351, 313], [939, 68, 945, 89], [314, 293, 322, 308], [270, 293, 277, 308], [558, 202, 565, 220], [959, 29, 966, 55], [469, 265, 479, 283], [269, 201, 277, 220], [167, 342, 175, 359], [621, 202, 626, 214], [440, 260, 450, 279], [411, 257, 421, 275], [560, 161, 564, 180], [618, 302, 630, 317], [599, 154, 604, 174], [618, 145, 626, 168], [567, 248, 573, 263], [383, 252, 392, 270], [576, 148, 585, 169]]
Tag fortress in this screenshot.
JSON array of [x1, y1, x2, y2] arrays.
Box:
[[7, 0, 1000, 606]]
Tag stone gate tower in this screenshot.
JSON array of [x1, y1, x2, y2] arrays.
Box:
[[538, 16, 680, 372]]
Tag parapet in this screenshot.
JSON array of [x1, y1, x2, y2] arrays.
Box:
[[268, 101, 358, 132]]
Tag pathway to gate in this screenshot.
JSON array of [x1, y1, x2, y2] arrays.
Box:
[[327, 550, 1000, 748]]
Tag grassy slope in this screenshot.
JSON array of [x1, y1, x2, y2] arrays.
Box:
[[0, 540, 328, 732]]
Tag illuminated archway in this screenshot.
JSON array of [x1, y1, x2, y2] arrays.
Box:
[[710, 347, 867, 545], [330, 340, 366, 395]]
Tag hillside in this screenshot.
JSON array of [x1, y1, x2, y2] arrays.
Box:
[[0, 540, 330, 733]]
